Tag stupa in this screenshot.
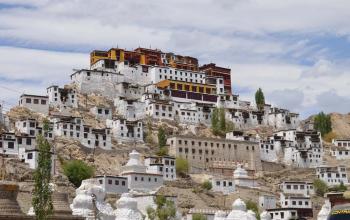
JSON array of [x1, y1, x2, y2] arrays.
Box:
[[233, 164, 258, 188], [226, 198, 257, 220], [70, 179, 114, 220], [317, 199, 331, 220], [114, 193, 143, 220]]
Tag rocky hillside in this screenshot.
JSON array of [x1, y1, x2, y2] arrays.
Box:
[[330, 112, 350, 138]]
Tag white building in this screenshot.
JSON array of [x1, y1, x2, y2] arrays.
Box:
[[279, 181, 314, 197], [93, 175, 128, 195], [279, 193, 312, 209], [331, 139, 350, 160], [260, 129, 323, 168], [120, 150, 163, 192], [266, 208, 298, 220], [332, 139, 350, 147], [52, 115, 112, 150], [316, 165, 349, 186], [259, 195, 276, 210], [18, 94, 49, 115], [144, 156, 176, 181], [90, 106, 112, 120], [211, 177, 235, 195], [47, 85, 78, 109], [24, 149, 56, 174], [0, 132, 18, 156], [106, 119, 143, 144]]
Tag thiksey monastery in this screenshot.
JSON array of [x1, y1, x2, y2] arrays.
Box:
[[0, 46, 347, 220]]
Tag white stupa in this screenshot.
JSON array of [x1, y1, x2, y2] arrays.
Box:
[[233, 164, 258, 188], [214, 210, 227, 220], [260, 211, 271, 220], [317, 199, 331, 220], [70, 179, 115, 220], [226, 198, 257, 220], [114, 193, 143, 220], [120, 150, 147, 174]]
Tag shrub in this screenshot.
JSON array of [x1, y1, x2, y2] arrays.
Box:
[[156, 147, 168, 156], [175, 157, 189, 177], [255, 88, 265, 111], [313, 179, 328, 196], [314, 112, 332, 137], [323, 131, 337, 143], [193, 213, 207, 220], [246, 200, 260, 220], [201, 180, 213, 191], [329, 182, 347, 192], [158, 127, 167, 148], [62, 160, 94, 187]]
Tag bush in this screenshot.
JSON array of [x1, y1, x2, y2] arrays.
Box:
[[175, 157, 189, 177], [62, 160, 94, 187], [313, 179, 328, 196], [193, 213, 207, 220], [158, 127, 167, 148], [156, 147, 168, 156], [323, 131, 337, 143], [314, 112, 332, 137], [201, 180, 212, 191], [147, 196, 176, 220], [246, 200, 260, 220], [329, 182, 347, 192]]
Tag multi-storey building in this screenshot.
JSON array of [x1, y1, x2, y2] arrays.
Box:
[[331, 138, 350, 160], [47, 85, 78, 109], [18, 94, 49, 115], [279, 181, 314, 197], [259, 129, 323, 168], [316, 165, 349, 186], [52, 115, 112, 150], [144, 156, 176, 181], [106, 118, 143, 143], [167, 135, 261, 173], [200, 63, 232, 94]]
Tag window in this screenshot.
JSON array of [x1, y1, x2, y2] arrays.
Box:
[[8, 142, 14, 149], [41, 100, 46, 105], [26, 138, 32, 145], [122, 181, 125, 186], [27, 153, 33, 159], [99, 179, 103, 184], [108, 179, 112, 184], [34, 99, 39, 104]]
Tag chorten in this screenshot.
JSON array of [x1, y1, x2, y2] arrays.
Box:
[[214, 210, 227, 220], [120, 150, 147, 174], [70, 179, 114, 220], [226, 198, 257, 220], [317, 199, 331, 220], [114, 193, 143, 220]]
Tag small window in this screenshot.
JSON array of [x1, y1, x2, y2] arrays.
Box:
[[27, 153, 33, 159]]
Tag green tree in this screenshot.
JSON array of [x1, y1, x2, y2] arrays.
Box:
[[211, 108, 219, 135], [313, 179, 328, 196], [255, 88, 265, 111], [158, 127, 167, 148], [193, 213, 207, 220], [330, 182, 347, 192], [147, 195, 176, 220], [218, 108, 226, 132], [201, 180, 212, 191], [32, 120, 53, 220], [246, 200, 260, 220], [175, 157, 189, 177], [314, 112, 332, 137], [62, 160, 94, 187]]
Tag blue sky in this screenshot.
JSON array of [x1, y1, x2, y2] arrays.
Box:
[[0, 0, 349, 117]]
